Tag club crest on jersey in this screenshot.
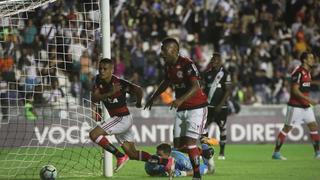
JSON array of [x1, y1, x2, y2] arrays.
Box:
[[177, 71, 183, 78]]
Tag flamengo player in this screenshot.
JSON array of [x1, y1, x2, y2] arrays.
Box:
[[89, 58, 175, 177], [272, 52, 320, 160], [144, 37, 212, 180]]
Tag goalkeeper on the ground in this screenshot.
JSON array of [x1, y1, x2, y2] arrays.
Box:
[[145, 143, 215, 177]]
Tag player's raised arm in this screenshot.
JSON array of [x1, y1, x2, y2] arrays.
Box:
[[144, 79, 170, 110]]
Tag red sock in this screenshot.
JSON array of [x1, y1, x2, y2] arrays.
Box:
[[275, 131, 287, 152], [310, 131, 320, 152], [95, 135, 124, 158], [137, 151, 152, 161], [187, 145, 201, 178]]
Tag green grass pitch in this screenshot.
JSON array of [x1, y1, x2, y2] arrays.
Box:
[[1, 144, 319, 180]]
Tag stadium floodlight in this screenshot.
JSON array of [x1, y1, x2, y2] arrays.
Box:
[[0, 0, 114, 179]]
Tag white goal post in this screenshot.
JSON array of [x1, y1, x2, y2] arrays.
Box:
[[0, 0, 114, 178], [100, 0, 113, 177]]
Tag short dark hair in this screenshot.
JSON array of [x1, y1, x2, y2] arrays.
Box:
[[212, 52, 221, 61], [99, 58, 113, 65], [156, 143, 172, 155], [300, 52, 311, 63], [161, 37, 179, 49]]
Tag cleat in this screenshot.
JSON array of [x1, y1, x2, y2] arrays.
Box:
[[202, 144, 215, 173], [201, 137, 219, 146], [272, 152, 287, 160], [114, 154, 129, 172], [315, 152, 320, 159], [218, 155, 225, 160], [202, 144, 215, 174], [203, 156, 215, 174], [165, 157, 175, 180]]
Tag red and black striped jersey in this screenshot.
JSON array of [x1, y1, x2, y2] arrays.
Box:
[[164, 55, 208, 111], [288, 66, 311, 108], [94, 75, 130, 117]]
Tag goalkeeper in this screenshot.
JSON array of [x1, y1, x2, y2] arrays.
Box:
[[145, 143, 215, 177]]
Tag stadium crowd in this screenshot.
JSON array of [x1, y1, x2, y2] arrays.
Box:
[[1, 0, 320, 116]]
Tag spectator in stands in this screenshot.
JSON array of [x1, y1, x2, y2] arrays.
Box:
[[0, 74, 8, 121], [45, 78, 65, 108], [22, 19, 37, 47]]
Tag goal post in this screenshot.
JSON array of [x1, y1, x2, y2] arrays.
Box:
[[0, 0, 114, 179], [100, 0, 113, 177]]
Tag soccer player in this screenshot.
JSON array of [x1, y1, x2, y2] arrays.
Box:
[[144, 37, 209, 180], [201, 53, 233, 160], [89, 58, 175, 176], [145, 143, 214, 177], [272, 52, 320, 160]]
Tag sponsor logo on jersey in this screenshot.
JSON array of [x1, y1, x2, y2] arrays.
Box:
[[302, 82, 310, 87], [177, 71, 183, 78]]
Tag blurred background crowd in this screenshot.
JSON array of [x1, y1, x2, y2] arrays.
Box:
[[1, 0, 320, 116]]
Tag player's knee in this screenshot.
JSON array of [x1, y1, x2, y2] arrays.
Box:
[[220, 130, 227, 137], [282, 125, 292, 132], [307, 122, 318, 131], [89, 130, 98, 141]]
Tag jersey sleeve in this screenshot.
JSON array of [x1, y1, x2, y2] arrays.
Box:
[[185, 62, 200, 81], [119, 78, 131, 93], [291, 71, 301, 84], [223, 71, 232, 89]]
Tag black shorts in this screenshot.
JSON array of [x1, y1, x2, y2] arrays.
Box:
[[206, 107, 228, 127]]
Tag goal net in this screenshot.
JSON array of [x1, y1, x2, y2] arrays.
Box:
[[0, 0, 108, 179]]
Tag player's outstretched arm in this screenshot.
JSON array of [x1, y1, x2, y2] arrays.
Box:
[[144, 80, 170, 110]]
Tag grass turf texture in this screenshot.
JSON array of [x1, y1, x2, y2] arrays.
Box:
[[0, 144, 319, 180]]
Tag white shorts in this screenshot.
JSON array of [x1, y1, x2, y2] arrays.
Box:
[[174, 107, 208, 139], [284, 106, 316, 126], [98, 115, 135, 144]]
